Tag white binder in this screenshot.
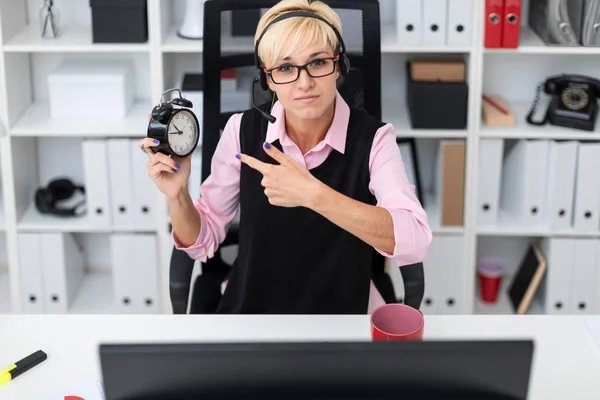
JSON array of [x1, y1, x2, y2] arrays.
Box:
[[477, 139, 504, 227], [418, 236, 464, 314], [40, 233, 85, 314], [422, 0, 447, 45], [133, 233, 160, 314], [435, 235, 464, 314], [595, 239, 600, 314], [107, 139, 134, 229], [396, 0, 423, 46], [81, 139, 112, 228], [500, 140, 550, 227], [572, 142, 600, 231], [539, 237, 574, 315], [129, 139, 157, 231], [446, 0, 474, 46], [111, 233, 139, 313], [17, 233, 45, 313], [544, 140, 578, 230], [570, 238, 598, 315]]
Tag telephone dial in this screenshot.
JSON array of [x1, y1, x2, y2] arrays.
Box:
[[526, 74, 600, 131]]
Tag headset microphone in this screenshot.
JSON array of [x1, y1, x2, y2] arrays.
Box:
[[251, 78, 277, 123]]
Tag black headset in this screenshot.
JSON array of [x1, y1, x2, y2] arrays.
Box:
[[35, 178, 86, 217], [254, 9, 351, 92]]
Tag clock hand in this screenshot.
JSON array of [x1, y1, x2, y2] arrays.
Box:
[[173, 124, 183, 134]]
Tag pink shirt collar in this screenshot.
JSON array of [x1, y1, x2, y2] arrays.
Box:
[[265, 90, 349, 154]]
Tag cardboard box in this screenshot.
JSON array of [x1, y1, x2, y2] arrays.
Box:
[[410, 60, 466, 82]]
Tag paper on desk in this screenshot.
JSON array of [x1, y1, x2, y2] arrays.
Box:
[[42, 379, 105, 400], [586, 318, 600, 352]]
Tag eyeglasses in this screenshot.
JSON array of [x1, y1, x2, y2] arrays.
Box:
[[265, 55, 339, 85]]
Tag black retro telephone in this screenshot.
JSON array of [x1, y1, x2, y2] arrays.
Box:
[[526, 74, 600, 131]]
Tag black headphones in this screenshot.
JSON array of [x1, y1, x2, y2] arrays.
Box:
[[254, 9, 351, 92], [35, 178, 86, 217]]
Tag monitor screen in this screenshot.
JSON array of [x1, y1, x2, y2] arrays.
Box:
[[99, 340, 534, 400]]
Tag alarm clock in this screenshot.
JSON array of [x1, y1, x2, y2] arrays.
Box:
[[147, 88, 200, 158]]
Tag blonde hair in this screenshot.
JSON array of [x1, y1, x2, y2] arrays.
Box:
[[254, 0, 343, 69]]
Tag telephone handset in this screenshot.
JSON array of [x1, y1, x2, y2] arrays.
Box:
[[526, 74, 600, 131]]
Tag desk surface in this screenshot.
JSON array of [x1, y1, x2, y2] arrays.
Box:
[[1, 314, 599, 399]]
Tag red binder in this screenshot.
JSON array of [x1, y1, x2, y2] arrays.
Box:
[[484, 0, 504, 48], [502, 0, 522, 48]]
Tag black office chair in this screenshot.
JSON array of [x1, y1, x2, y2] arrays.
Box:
[[169, 0, 425, 315]]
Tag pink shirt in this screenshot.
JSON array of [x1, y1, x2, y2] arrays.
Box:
[[173, 91, 432, 267]]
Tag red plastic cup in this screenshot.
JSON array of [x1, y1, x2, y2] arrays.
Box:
[[370, 303, 424, 341], [478, 257, 503, 303]]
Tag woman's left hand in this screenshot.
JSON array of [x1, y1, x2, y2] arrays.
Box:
[[238, 143, 322, 208]]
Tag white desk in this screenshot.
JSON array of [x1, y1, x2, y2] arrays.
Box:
[[1, 314, 599, 399]]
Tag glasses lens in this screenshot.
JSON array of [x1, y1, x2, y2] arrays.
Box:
[[271, 58, 336, 83], [307, 58, 335, 77]]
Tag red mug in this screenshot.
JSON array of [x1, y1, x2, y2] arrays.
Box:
[[370, 303, 424, 341]]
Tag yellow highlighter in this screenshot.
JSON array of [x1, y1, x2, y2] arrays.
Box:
[[0, 350, 47, 387]]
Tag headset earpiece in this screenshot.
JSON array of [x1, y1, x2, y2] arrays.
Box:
[[47, 178, 77, 201], [34, 187, 53, 214], [339, 53, 350, 76]]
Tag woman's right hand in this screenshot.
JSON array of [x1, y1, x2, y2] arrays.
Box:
[[139, 137, 192, 199]]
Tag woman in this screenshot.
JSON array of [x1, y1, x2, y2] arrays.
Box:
[[139, 0, 431, 314]]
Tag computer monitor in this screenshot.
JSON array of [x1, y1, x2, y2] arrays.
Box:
[[99, 340, 534, 400]]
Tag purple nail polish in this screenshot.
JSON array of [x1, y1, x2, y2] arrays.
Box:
[[264, 142, 271, 149], [235, 154, 241, 159], [175, 163, 180, 169], [153, 139, 159, 144]]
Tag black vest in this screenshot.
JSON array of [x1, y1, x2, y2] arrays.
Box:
[[216, 106, 385, 314]]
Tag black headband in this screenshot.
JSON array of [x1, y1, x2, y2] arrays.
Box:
[[253, 10, 347, 69]]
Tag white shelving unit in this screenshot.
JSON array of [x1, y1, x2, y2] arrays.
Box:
[[0, 0, 599, 316]]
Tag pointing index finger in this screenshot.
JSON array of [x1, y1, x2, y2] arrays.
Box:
[[237, 153, 271, 175]]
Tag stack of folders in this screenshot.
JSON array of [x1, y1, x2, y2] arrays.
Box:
[[477, 139, 600, 315], [477, 139, 600, 231], [538, 236, 600, 315], [17, 232, 160, 314], [418, 235, 465, 315], [82, 138, 159, 231], [395, 0, 474, 47]]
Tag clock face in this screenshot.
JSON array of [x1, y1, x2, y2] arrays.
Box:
[[167, 109, 199, 157]]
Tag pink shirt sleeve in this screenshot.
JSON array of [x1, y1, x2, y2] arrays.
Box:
[[171, 113, 243, 262], [368, 123, 432, 266]]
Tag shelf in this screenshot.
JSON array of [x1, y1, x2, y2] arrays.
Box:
[[485, 28, 600, 56], [3, 24, 150, 53], [474, 274, 545, 315], [17, 202, 157, 233], [10, 101, 150, 137], [69, 272, 115, 314], [0, 272, 10, 314], [479, 102, 600, 140], [383, 101, 468, 139], [477, 210, 600, 237]]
